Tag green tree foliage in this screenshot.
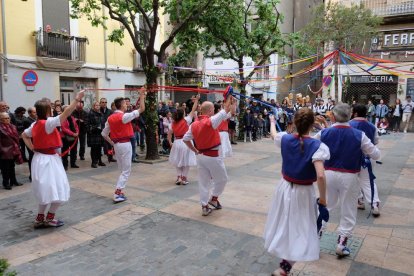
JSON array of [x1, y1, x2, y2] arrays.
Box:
[[298, 1, 382, 55], [174, 0, 293, 134], [70, 0, 217, 159], [296, 1, 382, 99]]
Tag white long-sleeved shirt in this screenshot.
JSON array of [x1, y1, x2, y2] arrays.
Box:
[[313, 122, 381, 161], [101, 110, 140, 139], [183, 110, 228, 142]]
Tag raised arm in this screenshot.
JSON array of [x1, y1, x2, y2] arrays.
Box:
[[269, 114, 277, 140], [188, 94, 200, 119], [59, 90, 85, 125]]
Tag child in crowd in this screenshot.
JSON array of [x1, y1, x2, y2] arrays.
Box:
[[257, 113, 265, 139], [264, 108, 329, 275], [377, 118, 389, 135], [22, 90, 85, 228]]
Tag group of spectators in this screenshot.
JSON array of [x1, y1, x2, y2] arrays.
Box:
[[364, 95, 414, 134], [0, 97, 146, 190]]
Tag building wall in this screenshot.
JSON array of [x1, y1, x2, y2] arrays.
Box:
[[0, 0, 158, 109]]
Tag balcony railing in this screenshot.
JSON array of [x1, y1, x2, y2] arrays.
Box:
[[35, 30, 87, 62], [361, 0, 414, 16]]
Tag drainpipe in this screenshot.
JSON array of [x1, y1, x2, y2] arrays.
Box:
[[102, 6, 110, 81], [1, 0, 8, 100]]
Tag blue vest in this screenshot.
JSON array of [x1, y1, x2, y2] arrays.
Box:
[[321, 126, 362, 173], [349, 119, 376, 144], [281, 134, 321, 184]]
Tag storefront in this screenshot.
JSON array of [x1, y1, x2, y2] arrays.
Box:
[[342, 75, 399, 104]]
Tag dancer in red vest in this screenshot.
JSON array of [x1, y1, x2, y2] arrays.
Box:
[[22, 90, 85, 228], [183, 96, 236, 216], [101, 89, 146, 203], [168, 94, 200, 185]]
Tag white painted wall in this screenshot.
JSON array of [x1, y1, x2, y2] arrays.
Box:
[[3, 66, 146, 111]]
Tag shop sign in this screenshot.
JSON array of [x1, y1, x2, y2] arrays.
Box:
[[371, 30, 414, 51], [344, 75, 398, 84]]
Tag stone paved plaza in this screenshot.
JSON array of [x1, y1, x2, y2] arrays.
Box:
[[1, 133, 414, 275]]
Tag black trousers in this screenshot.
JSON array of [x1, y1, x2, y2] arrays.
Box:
[[28, 148, 34, 180], [78, 131, 86, 158], [62, 138, 78, 168], [90, 145, 102, 165], [0, 159, 17, 186], [19, 138, 28, 161]]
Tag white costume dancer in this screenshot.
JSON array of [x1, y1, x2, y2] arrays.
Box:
[[168, 95, 199, 185], [314, 104, 380, 257], [22, 91, 85, 228], [264, 109, 329, 276], [349, 104, 381, 216], [183, 97, 236, 216], [102, 90, 146, 203]]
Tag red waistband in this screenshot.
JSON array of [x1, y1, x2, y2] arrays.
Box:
[[325, 167, 360, 173], [113, 138, 131, 144], [34, 149, 57, 155], [199, 149, 219, 157], [175, 136, 183, 139], [282, 174, 314, 185]]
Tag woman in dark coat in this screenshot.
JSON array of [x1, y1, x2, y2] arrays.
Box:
[[87, 102, 106, 168], [0, 112, 23, 189]]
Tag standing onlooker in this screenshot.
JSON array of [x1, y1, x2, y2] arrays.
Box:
[[257, 114, 264, 139], [125, 97, 139, 162], [375, 99, 389, 126], [228, 114, 237, 145], [87, 102, 105, 168], [402, 95, 413, 133], [367, 100, 376, 124], [53, 102, 63, 117], [61, 107, 79, 170], [100, 98, 116, 162], [243, 108, 253, 142], [0, 112, 23, 189], [390, 99, 402, 132], [0, 101, 16, 125], [23, 107, 37, 181], [14, 107, 28, 162], [72, 100, 88, 160]]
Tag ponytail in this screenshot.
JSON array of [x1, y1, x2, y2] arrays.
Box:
[[293, 107, 315, 154]]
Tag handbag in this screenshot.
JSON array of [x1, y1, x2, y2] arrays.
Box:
[[65, 135, 75, 142]]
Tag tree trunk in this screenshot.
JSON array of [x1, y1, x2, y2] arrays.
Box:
[[237, 59, 247, 140], [144, 67, 160, 160]]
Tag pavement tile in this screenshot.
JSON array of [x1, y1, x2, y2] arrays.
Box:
[[383, 244, 414, 275], [355, 234, 388, 267], [161, 200, 267, 237]]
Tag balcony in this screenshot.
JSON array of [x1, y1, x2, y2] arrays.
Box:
[[361, 0, 414, 18], [35, 30, 88, 70]]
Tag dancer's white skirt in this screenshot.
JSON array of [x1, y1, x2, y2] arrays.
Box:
[[31, 152, 70, 205], [263, 179, 320, 261], [169, 139, 197, 167], [219, 131, 232, 158]]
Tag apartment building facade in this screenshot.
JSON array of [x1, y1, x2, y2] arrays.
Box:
[[328, 0, 414, 105], [0, 0, 160, 110]]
